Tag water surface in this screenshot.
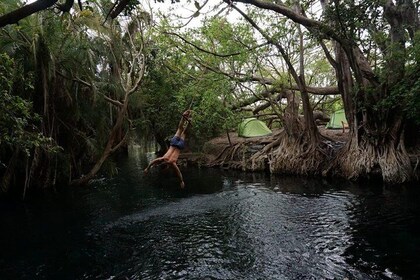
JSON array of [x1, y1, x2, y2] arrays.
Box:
[[1, 154, 419, 279]]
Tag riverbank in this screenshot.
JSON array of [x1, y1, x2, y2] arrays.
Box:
[[182, 127, 419, 182], [198, 126, 349, 169]]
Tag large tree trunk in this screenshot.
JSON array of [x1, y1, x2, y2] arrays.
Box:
[[338, 124, 412, 184], [282, 90, 301, 137], [270, 4, 324, 175], [230, 1, 326, 175], [327, 0, 415, 184]]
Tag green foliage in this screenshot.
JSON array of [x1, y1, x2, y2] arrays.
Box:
[[132, 52, 236, 147], [398, 31, 420, 124], [323, 0, 379, 39], [129, 18, 253, 147], [367, 31, 420, 124], [135, 67, 181, 140], [5, 0, 417, 189], [178, 74, 237, 144], [0, 6, 122, 190], [0, 53, 55, 156], [405, 78, 420, 124]]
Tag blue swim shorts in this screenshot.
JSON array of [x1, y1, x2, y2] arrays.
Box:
[[170, 136, 185, 150]]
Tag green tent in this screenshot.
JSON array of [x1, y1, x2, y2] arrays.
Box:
[[238, 118, 272, 137], [326, 109, 348, 129]]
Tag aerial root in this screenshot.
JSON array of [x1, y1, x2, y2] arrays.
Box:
[[332, 138, 414, 184], [207, 131, 329, 175]]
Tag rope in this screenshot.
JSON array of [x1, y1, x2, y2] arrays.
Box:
[[181, 96, 196, 124], [188, 95, 195, 110]]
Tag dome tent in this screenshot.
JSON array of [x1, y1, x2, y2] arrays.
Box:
[[326, 109, 348, 129], [238, 118, 272, 138]]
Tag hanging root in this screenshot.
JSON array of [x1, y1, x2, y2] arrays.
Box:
[[269, 135, 327, 175], [378, 140, 412, 184], [244, 135, 286, 172], [207, 136, 281, 171], [206, 130, 329, 175], [330, 137, 414, 184], [205, 129, 417, 184]]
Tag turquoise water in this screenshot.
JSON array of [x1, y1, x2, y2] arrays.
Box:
[[1, 153, 419, 279]]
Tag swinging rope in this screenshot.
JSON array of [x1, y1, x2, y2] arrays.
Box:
[[181, 96, 196, 125], [188, 96, 195, 110]]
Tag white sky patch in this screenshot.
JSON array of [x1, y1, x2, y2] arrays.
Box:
[[145, 0, 245, 30]]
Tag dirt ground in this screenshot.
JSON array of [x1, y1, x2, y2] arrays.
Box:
[[182, 126, 418, 178], [205, 126, 349, 148], [193, 126, 350, 164]]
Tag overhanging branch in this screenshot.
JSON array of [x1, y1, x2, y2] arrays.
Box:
[[56, 0, 74, 13], [165, 31, 242, 58], [0, 0, 59, 28], [196, 58, 339, 95]]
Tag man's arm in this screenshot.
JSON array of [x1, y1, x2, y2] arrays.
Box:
[[180, 110, 192, 135], [144, 157, 164, 174], [171, 162, 185, 188]]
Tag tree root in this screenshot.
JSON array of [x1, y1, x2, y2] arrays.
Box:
[[207, 130, 330, 175], [206, 130, 417, 184], [327, 136, 414, 184]]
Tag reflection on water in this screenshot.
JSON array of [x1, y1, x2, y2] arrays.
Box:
[[0, 151, 419, 280]]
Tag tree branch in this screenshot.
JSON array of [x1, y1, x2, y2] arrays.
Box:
[[77, 0, 83, 10], [110, 130, 129, 153], [55, 70, 92, 88], [103, 95, 124, 107], [229, 0, 380, 86], [0, 0, 59, 28], [231, 87, 282, 110], [56, 0, 74, 13], [110, 0, 130, 19], [253, 96, 286, 114], [319, 40, 337, 70], [196, 58, 339, 95], [165, 31, 243, 58], [228, 0, 344, 43]]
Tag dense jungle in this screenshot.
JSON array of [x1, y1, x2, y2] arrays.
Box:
[[0, 0, 419, 198]]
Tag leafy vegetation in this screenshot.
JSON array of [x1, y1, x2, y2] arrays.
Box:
[[0, 53, 53, 155]]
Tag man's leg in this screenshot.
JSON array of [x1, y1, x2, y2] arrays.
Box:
[[170, 162, 185, 188]]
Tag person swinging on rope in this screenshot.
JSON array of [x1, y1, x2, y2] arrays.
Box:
[[143, 110, 192, 188]]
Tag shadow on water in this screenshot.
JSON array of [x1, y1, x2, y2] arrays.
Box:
[[0, 150, 420, 280]]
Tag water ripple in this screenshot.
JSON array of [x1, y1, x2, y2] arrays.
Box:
[[95, 183, 378, 279], [2, 166, 419, 280]]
